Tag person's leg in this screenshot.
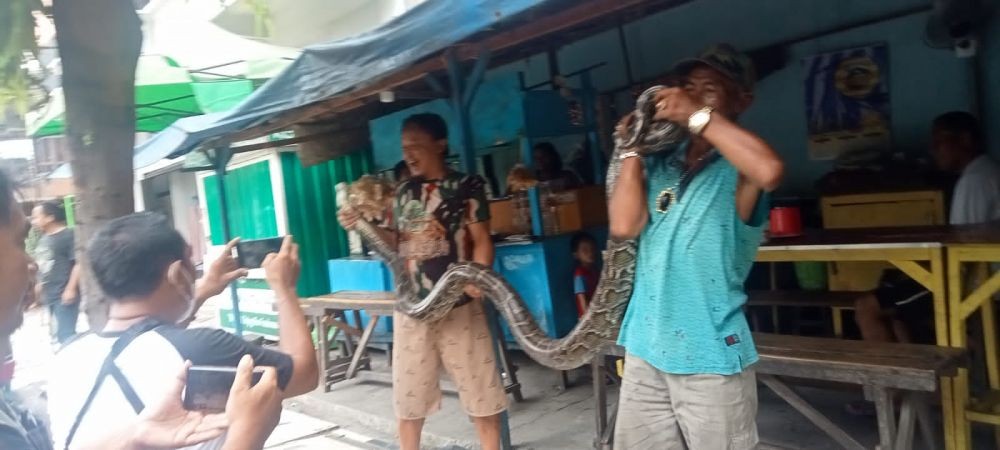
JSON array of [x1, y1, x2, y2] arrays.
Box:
[[613, 353, 683, 449], [437, 301, 507, 450], [854, 293, 893, 342], [472, 414, 502, 450], [672, 369, 758, 450], [891, 319, 913, 343], [398, 418, 425, 450], [55, 303, 79, 344], [391, 311, 442, 450]]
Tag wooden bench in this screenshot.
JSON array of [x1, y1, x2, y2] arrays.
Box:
[[593, 334, 966, 450], [746, 290, 859, 337]]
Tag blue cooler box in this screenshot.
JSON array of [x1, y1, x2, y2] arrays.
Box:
[[328, 256, 394, 339]]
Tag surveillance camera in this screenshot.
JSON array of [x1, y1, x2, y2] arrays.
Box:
[[954, 38, 977, 58]]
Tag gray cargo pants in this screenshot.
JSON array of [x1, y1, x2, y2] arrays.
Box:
[[613, 353, 759, 449]]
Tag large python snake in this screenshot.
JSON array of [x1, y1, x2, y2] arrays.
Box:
[[344, 86, 685, 370]]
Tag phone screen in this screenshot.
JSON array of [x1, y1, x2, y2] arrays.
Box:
[[184, 365, 264, 411], [235, 237, 284, 269]]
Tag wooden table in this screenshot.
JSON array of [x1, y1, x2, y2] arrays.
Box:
[[299, 291, 397, 392], [300, 290, 520, 450], [946, 242, 1000, 449], [756, 223, 1000, 450]]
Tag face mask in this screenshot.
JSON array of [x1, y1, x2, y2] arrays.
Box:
[[170, 265, 197, 325]]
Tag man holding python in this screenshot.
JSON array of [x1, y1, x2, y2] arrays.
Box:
[[338, 113, 505, 450], [609, 44, 784, 449]]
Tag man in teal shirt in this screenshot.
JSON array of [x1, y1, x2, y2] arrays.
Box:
[[608, 44, 784, 449]]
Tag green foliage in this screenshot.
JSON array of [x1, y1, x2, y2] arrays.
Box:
[[0, 0, 43, 114]]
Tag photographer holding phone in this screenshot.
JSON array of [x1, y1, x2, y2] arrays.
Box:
[[46, 213, 318, 450], [0, 170, 281, 450]]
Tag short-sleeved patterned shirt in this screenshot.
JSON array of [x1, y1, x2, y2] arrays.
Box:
[[394, 171, 489, 297]]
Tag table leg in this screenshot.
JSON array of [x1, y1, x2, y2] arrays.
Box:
[[314, 315, 330, 392], [832, 306, 845, 338], [872, 386, 897, 450], [758, 374, 866, 450], [601, 400, 618, 450], [915, 394, 939, 450], [921, 249, 961, 450], [482, 302, 514, 450], [346, 316, 379, 379], [340, 312, 357, 357], [895, 394, 916, 450], [947, 250, 968, 450], [593, 357, 607, 446], [484, 303, 523, 402]]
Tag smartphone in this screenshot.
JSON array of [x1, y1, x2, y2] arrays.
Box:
[[235, 237, 284, 269], [184, 365, 265, 411]]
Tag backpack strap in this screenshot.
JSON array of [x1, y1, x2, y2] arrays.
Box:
[[63, 318, 163, 449]]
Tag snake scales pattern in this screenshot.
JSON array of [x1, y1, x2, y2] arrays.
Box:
[[345, 86, 685, 370]]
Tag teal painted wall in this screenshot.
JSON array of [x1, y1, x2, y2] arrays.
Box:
[[488, 0, 1000, 195], [368, 73, 527, 171], [203, 161, 278, 245]]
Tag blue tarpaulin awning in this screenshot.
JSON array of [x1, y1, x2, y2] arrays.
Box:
[[134, 0, 550, 169]]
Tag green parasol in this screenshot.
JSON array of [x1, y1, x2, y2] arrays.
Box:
[[26, 55, 287, 137]]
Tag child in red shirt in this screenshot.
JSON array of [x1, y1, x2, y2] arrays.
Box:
[[571, 232, 599, 317]]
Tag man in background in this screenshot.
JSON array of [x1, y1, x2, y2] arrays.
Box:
[[854, 112, 1000, 344], [31, 201, 79, 344]]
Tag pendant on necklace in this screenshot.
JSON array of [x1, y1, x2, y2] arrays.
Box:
[[656, 187, 677, 213]]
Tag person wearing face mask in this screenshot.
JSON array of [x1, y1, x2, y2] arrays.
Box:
[[46, 212, 318, 450], [608, 44, 784, 449], [0, 171, 285, 450]]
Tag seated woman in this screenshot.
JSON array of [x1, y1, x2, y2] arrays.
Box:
[[533, 142, 581, 191]]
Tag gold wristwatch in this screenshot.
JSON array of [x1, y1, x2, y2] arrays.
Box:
[[688, 106, 714, 135]]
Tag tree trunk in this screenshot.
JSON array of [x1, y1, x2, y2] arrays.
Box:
[[53, 0, 141, 331]]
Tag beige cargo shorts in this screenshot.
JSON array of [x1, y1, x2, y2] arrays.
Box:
[[392, 300, 508, 419], [614, 353, 759, 449]]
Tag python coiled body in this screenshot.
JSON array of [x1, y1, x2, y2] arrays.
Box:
[[346, 86, 685, 370]]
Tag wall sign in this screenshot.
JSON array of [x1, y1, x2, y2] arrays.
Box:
[[802, 43, 891, 160]]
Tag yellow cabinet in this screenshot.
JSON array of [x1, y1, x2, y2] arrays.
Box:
[[820, 190, 945, 291]]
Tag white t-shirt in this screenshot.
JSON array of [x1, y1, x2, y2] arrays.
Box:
[[950, 154, 1000, 225], [48, 322, 293, 450]]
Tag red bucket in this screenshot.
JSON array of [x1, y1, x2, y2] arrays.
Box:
[[769, 206, 802, 237]]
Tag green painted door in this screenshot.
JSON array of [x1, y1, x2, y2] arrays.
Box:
[[202, 160, 278, 245], [280, 150, 371, 297]]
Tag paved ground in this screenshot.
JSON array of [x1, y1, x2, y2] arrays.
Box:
[[293, 350, 888, 450], [12, 302, 996, 449]]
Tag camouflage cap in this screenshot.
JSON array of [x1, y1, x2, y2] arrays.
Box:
[[672, 43, 756, 92]]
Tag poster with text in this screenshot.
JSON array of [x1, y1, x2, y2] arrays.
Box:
[[802, 44, 890, 160]]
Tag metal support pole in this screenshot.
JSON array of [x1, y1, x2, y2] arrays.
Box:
[[580, 71, 604, 185], [211, 146, 243, 336], [443, 47, 512, 450]]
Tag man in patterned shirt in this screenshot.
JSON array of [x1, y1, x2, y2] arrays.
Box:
[[339, 113, 505, 450]]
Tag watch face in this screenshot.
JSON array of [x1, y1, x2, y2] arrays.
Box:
[[691, 110, 710, 128]]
